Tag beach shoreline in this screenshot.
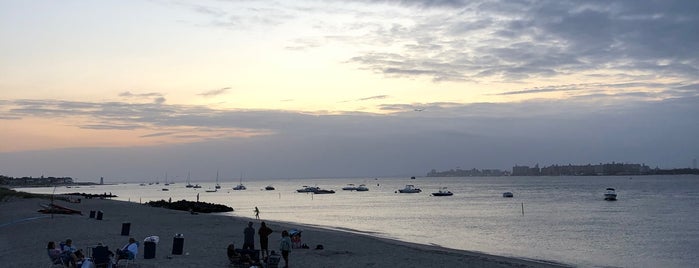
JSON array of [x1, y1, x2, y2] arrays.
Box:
[[0, 194, 571, 267]]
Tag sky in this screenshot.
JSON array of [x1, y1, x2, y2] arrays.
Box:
[[1, 0, 698, 182]]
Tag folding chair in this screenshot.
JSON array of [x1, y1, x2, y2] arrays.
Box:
[[91, 245, 113, 268]]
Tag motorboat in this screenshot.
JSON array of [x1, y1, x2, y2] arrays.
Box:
[[502, 192, 514, 198], [265, 185, 275, 191], [342, 184, 357, 191], [604, 188, 617, 201], [432, 187, 453, 196], [355, 184, 369, 191], [312, 188, 335, 194], [193, 184, 202, 189], [297, 186, 320, 193], [397, 185, 421, 193]]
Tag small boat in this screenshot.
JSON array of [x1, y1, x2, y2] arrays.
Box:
[[193, 184, 202, 189], [432, 187, 453, 196], [604, 188, 617, 201], [502, 192, 514, 198], [162, 188, 169, 191], [297, 186, 320, 193], [265, 185, 275, 191], [38, 203, 82, 215], [205, 188, 217, 193], [233, 173, 246, 190], [342, 184, 357, 191], [355, 184, 369, 191], [312, 188, 335, 194], [397, 185, 421, 193], [185, 172, 194, 188], [233, 184, 246, 190], [139, 183, 146, 186], [215, 170, 221, 189]]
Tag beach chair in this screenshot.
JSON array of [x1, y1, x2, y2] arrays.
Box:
[[264, 252, 281, 268], [46, 256, 66, 268], [115, 241, 138, 268], [91, 245, 112, 268]]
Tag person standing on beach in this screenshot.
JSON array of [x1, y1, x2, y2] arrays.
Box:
[[243, 221, 255, 250], [254, 206, 260, 219], [280, 230, 292, 268], [258, 222, 273, 259]]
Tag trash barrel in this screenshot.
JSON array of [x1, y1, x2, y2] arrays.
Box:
[[172, 234, 184, 255], [89, 211, 96, 218], [121, 222, 131, 236], [144, 241, 156, 259], [96, 210, 103, 220]]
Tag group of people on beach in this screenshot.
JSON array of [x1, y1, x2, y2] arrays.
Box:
[[47, 237, 138, 267], [228, 220, 292, 268], [47, 239, 84, 267]]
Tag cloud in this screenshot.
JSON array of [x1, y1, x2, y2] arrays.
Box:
[[2, 94, 697, 179], [119, 91, 167, 104], [314, 1, 699, 85], [198, 87, 231, 97], [358, 95, 389, 101]]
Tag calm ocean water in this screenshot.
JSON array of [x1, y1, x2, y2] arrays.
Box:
[[19, 175, 699, 268]]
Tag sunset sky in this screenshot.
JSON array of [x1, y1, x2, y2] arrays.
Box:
[[1, 0, 697, 182]]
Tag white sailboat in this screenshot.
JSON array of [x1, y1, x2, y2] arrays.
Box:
[[233, 172, 246, 190]]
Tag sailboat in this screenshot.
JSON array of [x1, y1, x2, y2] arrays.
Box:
[[206, 171, 219, 192], [185, 172, 194, 188], [233, 172, 246, 190], [161, 172, 170, 191]]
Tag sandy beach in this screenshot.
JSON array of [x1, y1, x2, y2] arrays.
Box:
[[0, 195, 570, 268]]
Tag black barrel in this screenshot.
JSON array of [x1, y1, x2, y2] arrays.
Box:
[[172, 234, 184, 255], [89, 211, 96, 218], [143, 241, 156, 259], [96, 211, 103, 220], [121, 222, 131, 236]]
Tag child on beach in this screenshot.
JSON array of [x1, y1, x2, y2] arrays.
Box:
[[280, 230, 292, 268]]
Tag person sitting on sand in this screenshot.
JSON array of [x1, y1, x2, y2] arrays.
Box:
[[61, 239, 85, 261], [265, 250, 282, 267], [47, 241, 74, 267], [227, 243, 241, 264], [115, 237, 138, 264]]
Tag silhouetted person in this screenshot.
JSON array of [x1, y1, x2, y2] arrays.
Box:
[[243, 221, 255, 250], [258, 222, 273, 258]]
